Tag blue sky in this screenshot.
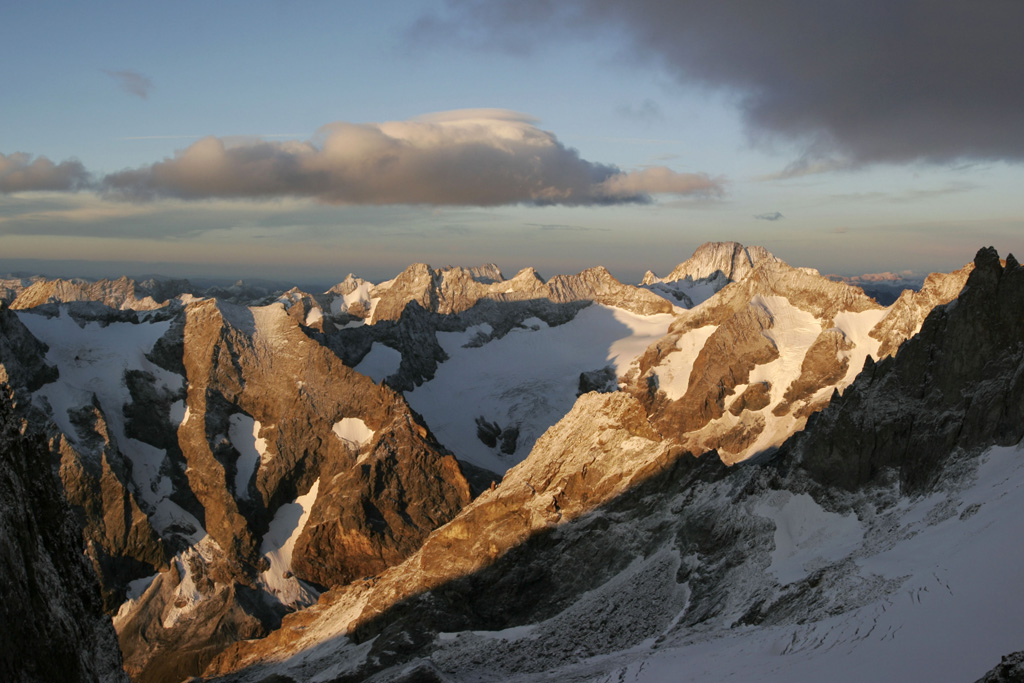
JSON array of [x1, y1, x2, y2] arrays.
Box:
[[2, 0, 1022, 284]]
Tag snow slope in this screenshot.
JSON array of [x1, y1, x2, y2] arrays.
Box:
[[406, 304, 675, 473], [552, 445, 1024, 683], [258, 479, 321, 609]]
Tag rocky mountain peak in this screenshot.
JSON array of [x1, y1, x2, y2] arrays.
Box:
[[371, 261, 672, 323], [657, 241, 783, 284]]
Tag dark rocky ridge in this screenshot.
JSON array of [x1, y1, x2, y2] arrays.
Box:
[[789, 247, 1024, 492], [976, 651, 1024, 683], [0, 389, 128, 682]]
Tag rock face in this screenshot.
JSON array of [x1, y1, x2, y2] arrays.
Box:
[[10, 276, 180, 311], [869, 261, 974, 358], [648, 241, 782, 284], [790, 247, 1024, 492], [641, 241, 783, 307], [976, 652, 1024, 683], [0, 391, 128, 682], [0, 303, 58, 392], [106, 298, 475, 681]]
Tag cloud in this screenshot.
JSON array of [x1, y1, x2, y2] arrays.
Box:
[[595, 166, 723, 199], [103, 69, 153, 99], [754, 211, 783, 221], [0, 153, 92, 193], [102, 109, 724, 206], [425, 1, 1024, 167]]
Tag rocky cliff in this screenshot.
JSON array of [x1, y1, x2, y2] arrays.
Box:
[[790, 247, 1024, 492], [0, 390, 128, 682]]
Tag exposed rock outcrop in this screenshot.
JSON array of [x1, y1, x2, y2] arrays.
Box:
[[791, 247, 1024, 492], [976, 652, 1024, 683], [10, 276, 178, 311], [869, 261, 974, 358], [0, 390, 128, 682], [644, 241, 782, 284], [0, 303, 58, 392]]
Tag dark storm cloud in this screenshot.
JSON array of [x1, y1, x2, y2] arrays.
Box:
[[102, 110, 724, 206], [103, 69, 153, 99], [420, 1, 1024, 167], [0, 153, 92, 193]]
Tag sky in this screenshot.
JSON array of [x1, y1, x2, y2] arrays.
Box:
[[2, 0, 1022, 285]]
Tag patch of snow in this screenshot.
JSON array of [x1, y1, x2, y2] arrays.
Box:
[[305, 307, 324, 326], [332, 418, 375, 450], [16, 309, 187, 517], [169, 400, 187, 426], [749, 295, 823, 399], [831, 307, 889, 388], [643, 277, 724, 309], [125, 573, 158, 601], [259, 479, 321, 608], [651, 325, 719, 401], [228, 414, 261, 500], [354, 342, 402, 382], [439, 323, 494, 350]]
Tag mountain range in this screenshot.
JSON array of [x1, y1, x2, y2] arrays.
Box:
[[0, 241, 1021, 683]]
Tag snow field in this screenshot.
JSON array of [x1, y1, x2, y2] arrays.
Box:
[[354, 342, 403, 382], [574, 444, 1024, 683], [258, 479, 321, 608], [406, 305, 675, 473]]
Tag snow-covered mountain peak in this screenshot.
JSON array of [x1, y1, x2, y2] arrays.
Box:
[[657, 241, 783, 284], [641, 242, 784, 309]]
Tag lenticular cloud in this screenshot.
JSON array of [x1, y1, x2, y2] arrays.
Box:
[[102, 109, 722, 206]]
